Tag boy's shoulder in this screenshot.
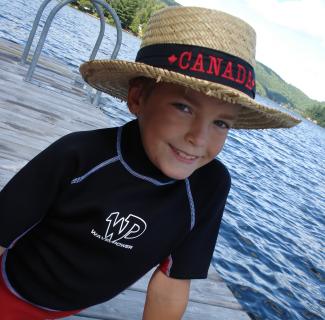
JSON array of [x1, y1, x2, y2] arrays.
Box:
[[57, 126, 117, 154], [193, 158, 230, 184], [188, 159, 231, 218], [62, 126, 116, 145], [49, 127, 119, 170], [190, 159, 231, 195]]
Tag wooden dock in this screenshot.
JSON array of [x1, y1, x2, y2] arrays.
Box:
[[0, 38, 250, 320]]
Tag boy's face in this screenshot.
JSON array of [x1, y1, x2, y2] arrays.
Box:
[[128, 81, 241, 180]]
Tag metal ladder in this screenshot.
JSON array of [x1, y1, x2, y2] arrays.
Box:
[[20, 0, 122, 106]]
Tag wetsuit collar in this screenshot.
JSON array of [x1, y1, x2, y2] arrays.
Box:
[[118, 120, 175, 185]]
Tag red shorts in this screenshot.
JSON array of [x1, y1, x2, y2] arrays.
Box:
[[0, 254, 82, 320]]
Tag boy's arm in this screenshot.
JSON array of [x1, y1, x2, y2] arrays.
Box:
[[0, 245, 5, 256], [142, 268, 190, 320]]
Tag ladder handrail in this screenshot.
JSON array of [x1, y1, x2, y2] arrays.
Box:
[[90, 1, 106, 61], [23, 0, 122, 86], [20, 0, 52, 65]]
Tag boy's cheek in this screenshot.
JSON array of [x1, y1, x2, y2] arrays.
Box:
[[210, 135, 228, 156]]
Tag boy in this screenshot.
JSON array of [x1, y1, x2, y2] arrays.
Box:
[[0, 6, 299, 320]]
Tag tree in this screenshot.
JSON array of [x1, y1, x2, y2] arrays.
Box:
[[129, 0, 166, 35], [306, 103, 325, 127], [108, 0, 140, 30]]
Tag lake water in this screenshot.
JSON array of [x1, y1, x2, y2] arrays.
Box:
[[0, 1, 324, 319]]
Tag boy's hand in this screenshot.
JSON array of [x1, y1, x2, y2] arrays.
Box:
[[143, 268, 190, 320], [0, 245, 5, 256]]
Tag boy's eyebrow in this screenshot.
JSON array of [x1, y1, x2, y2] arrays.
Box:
[[181, 91, 202, 107], [180, 92, 239, 120], [217, 113, 238, 120]]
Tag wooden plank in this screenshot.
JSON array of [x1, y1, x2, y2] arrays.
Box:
[[62, 267, 250, 320], [0, 82, 109, 125], [63, 286, 250, 320], [130, 267, 244, 309]]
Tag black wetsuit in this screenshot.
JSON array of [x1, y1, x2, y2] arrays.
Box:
[[0, 120, 230, 311]]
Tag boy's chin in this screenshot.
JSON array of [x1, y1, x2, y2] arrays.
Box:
[[161, 167, 195, 180]]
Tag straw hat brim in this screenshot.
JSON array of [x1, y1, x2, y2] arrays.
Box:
[[80, 60, 301, 129]]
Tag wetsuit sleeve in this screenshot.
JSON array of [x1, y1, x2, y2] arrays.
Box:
[[0, 133, 78, 248], [160, 166, 231, 279]]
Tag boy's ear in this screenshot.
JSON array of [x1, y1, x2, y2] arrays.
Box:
[[127, 81, 144, 116]]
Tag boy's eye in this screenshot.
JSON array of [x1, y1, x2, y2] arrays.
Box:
[[214, 120, 230, 129], [173, 103, 191, 113]]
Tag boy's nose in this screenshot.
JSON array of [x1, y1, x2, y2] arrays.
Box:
[[185, 121, 208, 147]]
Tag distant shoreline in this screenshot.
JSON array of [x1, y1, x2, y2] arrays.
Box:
[[68, 4, 139, 38]]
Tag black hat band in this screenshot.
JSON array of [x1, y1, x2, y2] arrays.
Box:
[[136, 44, 256, 99]]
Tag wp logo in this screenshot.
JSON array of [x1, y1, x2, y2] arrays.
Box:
[[105, 212, 147, 242], [91, 211, 147, 250]]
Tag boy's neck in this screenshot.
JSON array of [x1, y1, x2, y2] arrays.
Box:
[[119, 120, 176, 184]]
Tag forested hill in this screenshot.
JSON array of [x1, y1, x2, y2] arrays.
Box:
[[71, 0, 325, 127], [255, 62, 325, 127]]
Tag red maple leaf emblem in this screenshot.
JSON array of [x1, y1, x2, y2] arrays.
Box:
[[168, 54, 178, 64]]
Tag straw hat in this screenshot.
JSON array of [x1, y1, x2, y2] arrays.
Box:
[[80, 6, 300, 129]]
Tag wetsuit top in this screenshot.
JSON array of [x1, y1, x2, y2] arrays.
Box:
[[0, 120, 230, 311]]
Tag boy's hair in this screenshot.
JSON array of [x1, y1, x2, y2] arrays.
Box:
[[128, 77, 156, 102]]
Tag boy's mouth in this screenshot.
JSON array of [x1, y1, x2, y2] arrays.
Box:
[[169, 145, 200, 162]]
